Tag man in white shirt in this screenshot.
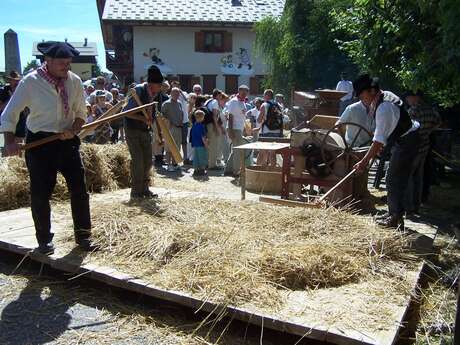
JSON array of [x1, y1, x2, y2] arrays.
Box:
[[336, 100, 375, 147], [336, 72, 354, 115], [0, 41, 95, 254], [352, 74, 420, 228], [226, 85, 249, 176]]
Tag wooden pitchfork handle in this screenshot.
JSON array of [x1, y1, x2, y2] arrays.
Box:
[[20, 102, 157, 151], [317, 158, 376, 204]]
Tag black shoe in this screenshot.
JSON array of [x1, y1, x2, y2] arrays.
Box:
[[208, 166, 222, 171], [376, 215, 405, 230], [36, 242, 55, 255], [130, 192, 144, 200], [142, 190, 159, 199], [77, 238, 99, 252]]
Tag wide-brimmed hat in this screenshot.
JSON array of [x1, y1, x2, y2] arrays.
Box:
[[147, 65, 164, 84], [5, 70, 22, 81]]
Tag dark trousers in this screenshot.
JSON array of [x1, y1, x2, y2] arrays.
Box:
[[111, 126, 120, 143], [386, 131, 420, 217], [25, 131, 91, 245], [404, 151, 427, 212], [125, 127, 153, 195]]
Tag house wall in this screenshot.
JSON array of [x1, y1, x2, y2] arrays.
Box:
[[71, 63, 95, 81], [133, 25, 267, 93]]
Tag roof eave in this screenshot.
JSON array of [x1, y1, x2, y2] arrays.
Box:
[[101, 18, 256, 28]]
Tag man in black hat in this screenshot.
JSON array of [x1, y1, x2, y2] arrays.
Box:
[[352, 74, 420, 228], [0, 41, 95, 254], [123, 65, 164, 199]]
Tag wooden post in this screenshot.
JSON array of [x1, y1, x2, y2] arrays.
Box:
[[293, 153, 303, 199], [240, 149, 246, 200], [281, 148, 290, 199]]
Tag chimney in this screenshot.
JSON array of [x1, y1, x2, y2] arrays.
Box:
[[84, 38, 88, 47]]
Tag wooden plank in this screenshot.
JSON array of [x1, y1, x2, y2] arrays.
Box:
[[233, 142, 290, 151], [156, 115, 183, 164], [309, 115, 338, 130], [259, 196, 322, 208]]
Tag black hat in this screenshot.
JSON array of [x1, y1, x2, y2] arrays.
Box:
[[5, 70, 22, 81], [37, 41, 80, 58], [147, 65, 164, 84], [353, 74, 379, 97]]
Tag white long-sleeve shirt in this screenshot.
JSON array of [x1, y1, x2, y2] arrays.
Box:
[[0, 70, 87, 134], [373, 91, 419, 145]]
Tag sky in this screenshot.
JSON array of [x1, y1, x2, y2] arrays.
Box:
[[0, 0, 106, 72]]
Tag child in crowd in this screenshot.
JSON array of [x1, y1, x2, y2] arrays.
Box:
[[190, 110, 208, 176]]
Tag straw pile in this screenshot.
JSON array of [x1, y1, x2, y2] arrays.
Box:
[[0, 143, 132, 211], [74, 197, 413, 307]]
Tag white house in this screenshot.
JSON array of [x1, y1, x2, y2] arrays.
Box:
[[96, 0, 285, 94]]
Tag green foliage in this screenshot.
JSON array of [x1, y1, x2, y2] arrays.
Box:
[[255, 0, 357, 95], [332, 0, 460, 107], [22, 60, 40, 75]]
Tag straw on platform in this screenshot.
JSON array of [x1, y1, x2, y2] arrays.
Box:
[[74, 197, 413, 308]]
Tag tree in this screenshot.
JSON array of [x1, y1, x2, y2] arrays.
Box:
[[23, 60, 40, 74], [331, 0, 460, 107], [255, 0, 357, 95]]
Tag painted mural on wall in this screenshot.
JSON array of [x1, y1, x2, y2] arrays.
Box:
[[143, 48, 173, 74], [220, 48, 254, 76]]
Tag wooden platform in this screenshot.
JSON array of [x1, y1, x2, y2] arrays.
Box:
[[0, 188, 432, 345]]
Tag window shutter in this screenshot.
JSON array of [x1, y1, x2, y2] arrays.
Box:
[[203, 75, 217, 94], [195, 31, 205, 52], [223, 32, 233, 52], [249, 77, 258, 95]]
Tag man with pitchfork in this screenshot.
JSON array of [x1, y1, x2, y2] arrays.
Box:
[[0, 41, 96, 255]]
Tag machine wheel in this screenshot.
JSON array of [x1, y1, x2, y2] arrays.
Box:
[[320, 122, 373, 178]]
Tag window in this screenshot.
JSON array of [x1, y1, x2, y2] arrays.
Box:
[[195, 31, 232, 53], [204, 32, 223, 52], [202, 75, 217, 94], [224, 75, 239, 95]]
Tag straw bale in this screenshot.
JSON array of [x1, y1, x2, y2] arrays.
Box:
[[70, 197, 413, 308], [0, 143, 132, 211]]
